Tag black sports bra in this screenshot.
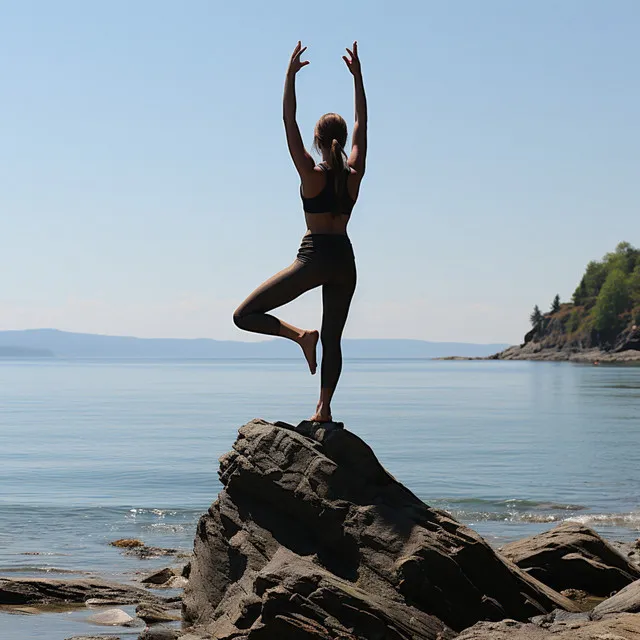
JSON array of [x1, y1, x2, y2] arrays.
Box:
[[301, 163, 355, 215]]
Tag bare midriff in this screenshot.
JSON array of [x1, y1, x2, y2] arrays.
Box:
[[304, 212, 350, 235]]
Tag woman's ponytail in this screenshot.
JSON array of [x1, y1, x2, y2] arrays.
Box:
[[330, 138, 348, 197]]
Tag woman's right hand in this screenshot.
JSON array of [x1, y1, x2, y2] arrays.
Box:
[[287, 41, 309, 77], [342, 41, 362, 77]]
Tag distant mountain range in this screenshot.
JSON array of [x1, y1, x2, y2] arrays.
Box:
[[0, 329, 509, 359]]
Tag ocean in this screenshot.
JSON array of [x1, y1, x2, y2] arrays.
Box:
[[1, 357, 639, 639]]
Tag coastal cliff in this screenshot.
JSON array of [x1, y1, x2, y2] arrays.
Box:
[[492, 242, 640, 362]]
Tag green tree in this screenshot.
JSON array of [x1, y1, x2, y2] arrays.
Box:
[[572, 278, 587, 305], [530, 305, 543, 327], [551, 294, 561, 313], [593, 269, 630, 333], [573, 260, 607, 304]]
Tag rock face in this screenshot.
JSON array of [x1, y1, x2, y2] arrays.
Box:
[[0, 577, 164, 606], [184, 419, 576, 637], [456, 613, 640, 639], [501, 522, 640, 596]]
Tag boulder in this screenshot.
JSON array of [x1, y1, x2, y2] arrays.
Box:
[[0, 577, 164, 606], [457, 613, 640, 638], [184, 419, 575, 636], [501, 522, 640, 596], [140, 567, 188, 590], [86, 608, 138, 626], [592, 578, 640, 618], [136, 602, 182, 623]]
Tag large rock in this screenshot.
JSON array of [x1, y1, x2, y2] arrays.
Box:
[[0, 577, 164, 606], [501, 522, 640, 596], [592, 578, 640, 618], [184, 419, 575, 636], [456, 613, 640, 638], [86, 608, 138, 626]]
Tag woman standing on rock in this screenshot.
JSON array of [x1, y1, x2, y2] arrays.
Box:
[[233, 41, 367, 422]]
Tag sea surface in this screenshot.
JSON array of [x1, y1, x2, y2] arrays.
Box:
[[1, 358, 639, 639]]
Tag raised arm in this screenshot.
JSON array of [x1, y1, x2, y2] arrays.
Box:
[[283, 42, 315, 177], [343, 41, 367, 175]]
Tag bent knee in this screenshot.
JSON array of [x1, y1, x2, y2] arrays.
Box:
[[233, 308, 247, 329]]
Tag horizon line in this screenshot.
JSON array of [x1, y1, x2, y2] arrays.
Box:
[[0, 328, 510, 346]]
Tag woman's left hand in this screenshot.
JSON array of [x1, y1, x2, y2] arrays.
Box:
[[287, 41, 310, 77]]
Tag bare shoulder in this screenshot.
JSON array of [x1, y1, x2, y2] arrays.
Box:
[[300, 164, 328, 196]]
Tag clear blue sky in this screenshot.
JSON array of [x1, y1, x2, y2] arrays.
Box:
[[1, 1, 638, 343]]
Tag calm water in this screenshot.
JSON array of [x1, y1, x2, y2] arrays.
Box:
[[1, 358, 639, 639]]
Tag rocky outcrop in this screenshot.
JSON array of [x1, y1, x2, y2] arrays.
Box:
[[614, 325, 640, 353], [501, 522, 640, 596], [490, 344, 640, 362], [184, 419, 576, 637], [592, 579, 640, 618], [0, 577, 164, 606], [456, 613, 640, 638], [141, 565, 189, 589]]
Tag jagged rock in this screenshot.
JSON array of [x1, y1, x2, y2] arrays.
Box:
[[141, 567, 189, 589], [184, 419, 575, 637], [592, 578, 640, 618], [135, 602, 181, 623], [501, 522, 640, 596], [141, 568, 174, 585], [0, 577, 164, 606], [457, 613, 640, 638], [86, 608, 138, 626], [614, 325, 640, 352]]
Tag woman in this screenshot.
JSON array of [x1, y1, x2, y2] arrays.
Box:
[[233, 41, 367, 422]]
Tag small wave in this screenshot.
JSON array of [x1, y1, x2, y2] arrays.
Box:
[[0, 566, 89, 575], [143, 523, 189, 533], [127, 508, 187, 518], [436, 497, 587, 511], [451, 510, 563, 524], [566, 512, 640, 529], [452, 509, 640, 528]]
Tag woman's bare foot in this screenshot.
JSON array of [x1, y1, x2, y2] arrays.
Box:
[[298, 330, 319, 374], [310, 400, 332, 423]]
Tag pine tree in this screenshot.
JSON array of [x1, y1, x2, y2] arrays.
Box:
[[551, 294, 561, 313], [530, 305, 543, 327]]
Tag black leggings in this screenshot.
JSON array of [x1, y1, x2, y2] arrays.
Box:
[[233, 234, 356, 390]]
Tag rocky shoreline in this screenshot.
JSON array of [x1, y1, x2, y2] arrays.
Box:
[[488, 344, 640, 363], [2, 419, 640, 639], [439, 346, 640, 362]]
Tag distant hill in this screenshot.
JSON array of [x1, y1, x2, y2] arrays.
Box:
[[0, 345, 53, 358], [0, 329, 508, 359]]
